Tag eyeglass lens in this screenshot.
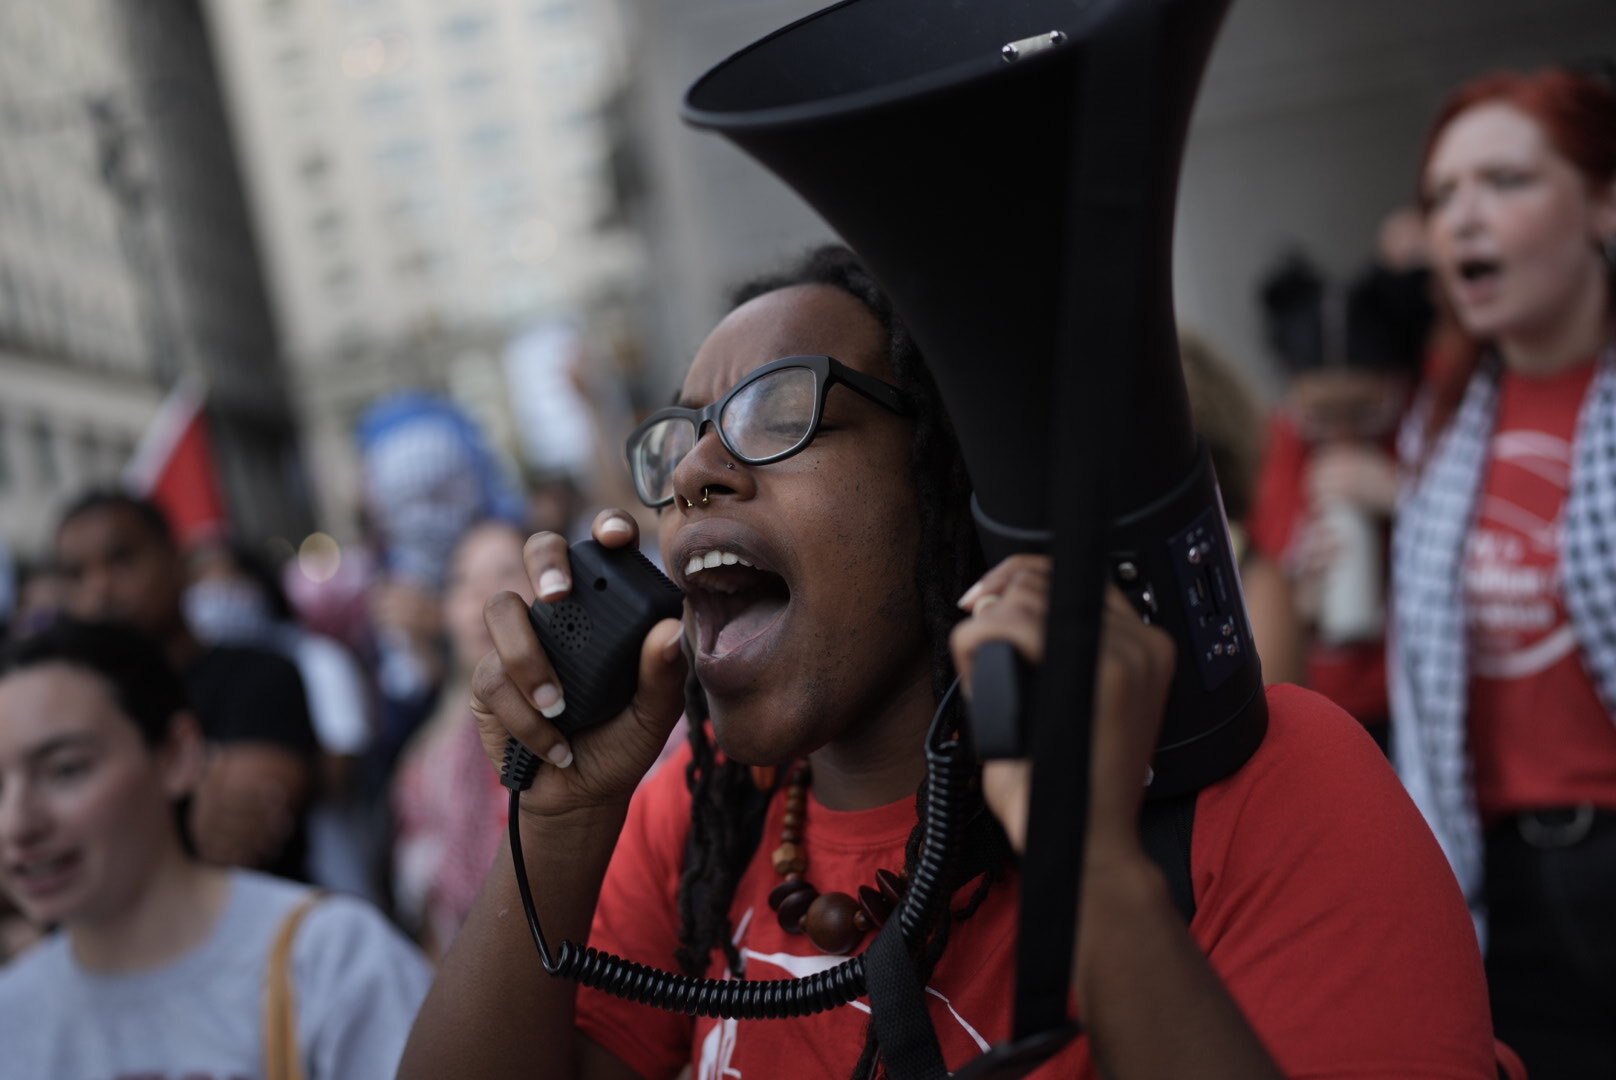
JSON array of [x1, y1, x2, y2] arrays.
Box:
[[634, 416, 694, 504], [636, 365, 820, 504]]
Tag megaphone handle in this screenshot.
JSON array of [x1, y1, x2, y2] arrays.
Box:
[[969, 640, 1035, 760]]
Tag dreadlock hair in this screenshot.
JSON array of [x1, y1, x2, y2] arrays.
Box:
[[669, 245, 1007, 1078]]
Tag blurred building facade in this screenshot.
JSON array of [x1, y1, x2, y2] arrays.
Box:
[[0, 0, 311, 559], [203, 0, 646, 537], [0, 1, 154, 558]]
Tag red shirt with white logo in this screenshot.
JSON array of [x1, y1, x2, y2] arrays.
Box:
[[1464, 360, 1616, 821], [577, 687, 1493, 1080]]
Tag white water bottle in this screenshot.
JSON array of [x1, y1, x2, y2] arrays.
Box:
[[1317, 499, 1385, 645]]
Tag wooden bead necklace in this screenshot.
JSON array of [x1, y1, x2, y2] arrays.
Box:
[[765, 762, 907, 955]]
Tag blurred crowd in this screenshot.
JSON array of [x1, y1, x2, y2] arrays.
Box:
[[0, 360, 653, 946], [0, 60, 1613, 1080]]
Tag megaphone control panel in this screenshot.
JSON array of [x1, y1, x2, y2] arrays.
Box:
[[1167, 508, 1249, 690]]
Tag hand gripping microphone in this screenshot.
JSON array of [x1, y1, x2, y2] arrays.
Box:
[[527, 541, 686, 736], [500, 540, 685, 790]]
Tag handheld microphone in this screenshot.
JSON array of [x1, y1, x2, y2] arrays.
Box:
[[527, 540, 685, 736], [502, 540, 684, 792]]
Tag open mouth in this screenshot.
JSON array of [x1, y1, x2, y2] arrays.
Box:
[[680, 548, 791, 658], [1457, 257, 1501, 283], [8, 852, 78, 894]]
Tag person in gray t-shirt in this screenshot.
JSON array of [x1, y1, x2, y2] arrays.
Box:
[[0, 620, 431, 1079]]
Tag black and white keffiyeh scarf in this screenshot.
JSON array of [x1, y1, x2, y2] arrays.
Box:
[[1390, 345, 1616, 938]]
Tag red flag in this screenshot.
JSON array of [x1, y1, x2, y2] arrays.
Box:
[[123, 378, 228, 544]]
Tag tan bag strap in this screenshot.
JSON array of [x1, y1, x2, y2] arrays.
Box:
[[263, 890, 328, 1080]]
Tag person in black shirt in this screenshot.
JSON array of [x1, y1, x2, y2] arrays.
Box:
[[53, 493, 317, 880]]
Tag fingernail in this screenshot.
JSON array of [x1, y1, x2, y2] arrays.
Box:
[[600, 517, 633, 538], [958, 580, 984, 610], [660, 621, 684, 663], [538, 570, 569, 600], [545, 742, 573, 768], [534, 683, 564, 718], [974, 594, 1000, 613]]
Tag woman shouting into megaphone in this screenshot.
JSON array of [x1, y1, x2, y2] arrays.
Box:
[[400, 246, 1496, 1080]]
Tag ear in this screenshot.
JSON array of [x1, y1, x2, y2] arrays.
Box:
[[158, 711, 209, 800]]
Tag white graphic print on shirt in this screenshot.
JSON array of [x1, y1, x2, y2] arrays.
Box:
[[1465, 428, 1576, 679], [695, 906, 993, 1080]]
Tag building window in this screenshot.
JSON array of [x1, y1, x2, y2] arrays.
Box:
[[450, 70, 497, 96], [396, 249, 445, 279], [376, 139, 429, 168], [324, 264, 358, 294], [300, 150, 332, 183], [310, 208, 344, 240], [0, 417, 11, 493], [276, 44, 311, 79], [361, 84, 416, 113], [337, 327, 368, 360], [558, 106, 596, 133], [473, 176, 531, 211], [539, 47, 598, 84], [465, 123, 513, 154], [440, 13, 492, 41], [532, 1, 578, 27], [29, 418, 57, 487], [384, 191, 444, 225], [76, 430, 100, 481]]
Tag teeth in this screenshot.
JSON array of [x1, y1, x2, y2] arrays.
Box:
[[684, 549, 755, 577], [17, 855, 71, 878]]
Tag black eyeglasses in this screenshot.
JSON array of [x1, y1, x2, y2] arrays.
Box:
[[625, 354, 911, 508]]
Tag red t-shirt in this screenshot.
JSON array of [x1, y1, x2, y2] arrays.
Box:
[[1247, 416, 1391, 724], [1464, 361, 1616, 820], [576, 685, 1493, 1080]]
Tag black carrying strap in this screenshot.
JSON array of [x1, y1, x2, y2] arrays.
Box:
[[867, 915, 948, 1080], [1008, 0, 1167, 1049], [873, 796, 1197, 1080], [868, 809, 1010, 1080]]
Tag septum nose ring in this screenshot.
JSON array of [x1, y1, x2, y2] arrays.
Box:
[[681, 486, 713, 509]]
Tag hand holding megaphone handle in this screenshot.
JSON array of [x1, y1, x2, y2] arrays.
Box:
[[967, 570, 1158, 761]]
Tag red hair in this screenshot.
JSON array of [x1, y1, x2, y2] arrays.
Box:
[[1417, 68, 1616, 437]]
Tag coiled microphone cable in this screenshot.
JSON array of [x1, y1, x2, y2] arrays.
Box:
[[501, 680, 969, 1019]]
